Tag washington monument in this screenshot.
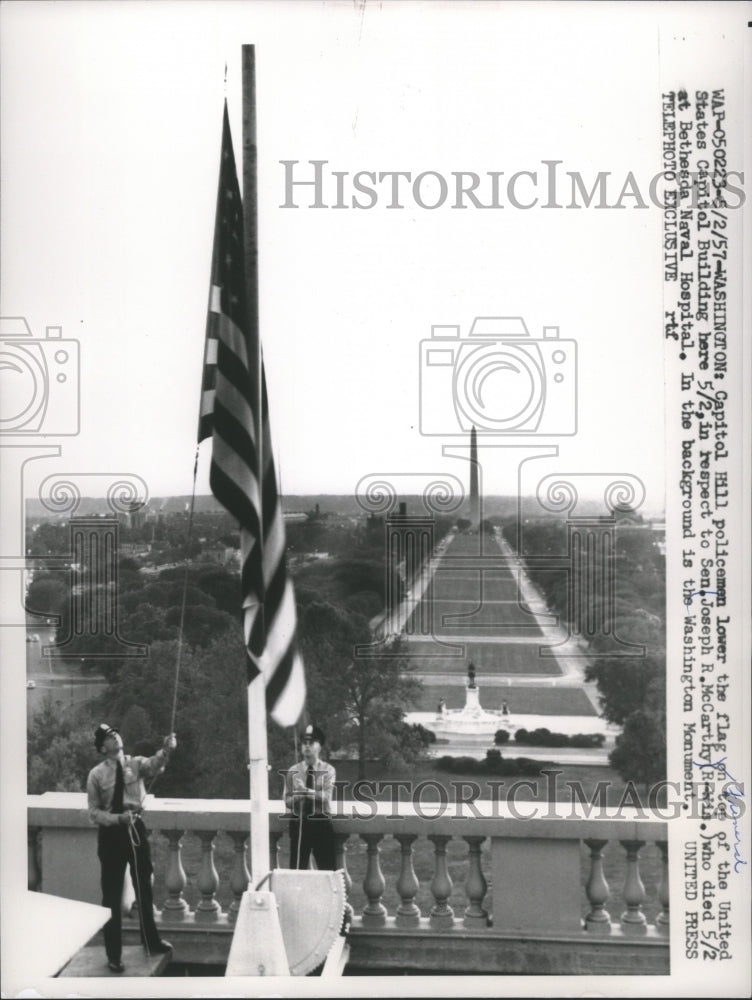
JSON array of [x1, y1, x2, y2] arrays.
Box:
[[469, 425, 479, 525]]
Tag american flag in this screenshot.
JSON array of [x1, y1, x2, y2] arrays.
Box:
[[198, 103, 305, 727]]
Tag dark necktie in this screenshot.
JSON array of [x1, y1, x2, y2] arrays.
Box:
[[305, 766, 314, 816], [112, 760, 125, 814]]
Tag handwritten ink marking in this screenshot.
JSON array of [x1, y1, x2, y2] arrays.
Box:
[[684, 589, 717, 611], [692, 757, 747, 872]]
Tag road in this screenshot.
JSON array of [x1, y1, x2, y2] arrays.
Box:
[[25, 626, 107, 719]]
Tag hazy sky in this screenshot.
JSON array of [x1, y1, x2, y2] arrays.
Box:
[[2, 1, 738, 513]]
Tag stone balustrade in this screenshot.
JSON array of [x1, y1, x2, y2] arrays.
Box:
[[28, 793, 670, 975]]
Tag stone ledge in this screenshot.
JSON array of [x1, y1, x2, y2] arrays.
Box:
[[347, 920, 669, 944], [348, 930, 670, 976], [115, 913, 669, 975], [29, 793, 671, 831]]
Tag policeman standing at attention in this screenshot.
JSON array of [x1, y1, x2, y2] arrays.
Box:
[[285, 723, 337, 870], [87, 723, 177, 973]]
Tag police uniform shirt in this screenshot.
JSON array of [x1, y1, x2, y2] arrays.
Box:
[[87, 752, 168, 826], [284, 759, 336, 817]]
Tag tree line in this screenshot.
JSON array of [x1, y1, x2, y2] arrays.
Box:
[[26, 521, 435, 795], [499, 512, 666, 789]]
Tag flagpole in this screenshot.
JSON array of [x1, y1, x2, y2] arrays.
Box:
[[242, 43, 271, 888]]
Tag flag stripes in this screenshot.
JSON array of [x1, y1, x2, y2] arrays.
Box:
[[198, 102, 305, 727]]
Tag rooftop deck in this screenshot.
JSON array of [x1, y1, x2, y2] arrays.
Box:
[[28, 792, 670, 977]]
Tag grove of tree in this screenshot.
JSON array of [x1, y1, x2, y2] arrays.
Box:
[[500, 512, 667, 790], [26, 509, 436, 796]]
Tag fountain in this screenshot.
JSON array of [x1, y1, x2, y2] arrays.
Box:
[[430, 663, 513, 738]]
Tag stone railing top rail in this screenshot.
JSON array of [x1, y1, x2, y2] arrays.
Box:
[[28, 793, 669, 839]]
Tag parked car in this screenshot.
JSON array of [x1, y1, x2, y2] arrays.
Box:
[[26, 680, 36, 689]]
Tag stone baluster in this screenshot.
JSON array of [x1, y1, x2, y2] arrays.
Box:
[[656, 840, 669, 932], [428, 834, 454, 929], [269, 830, 282, 872], [360, 834, 387, 928], [195, 830, 220, 921], [583, 838, 611, 933], [228, 831, 250, 921], [161, 829, 189, 920], [463, 836, 488, 928], [619, 839, 647, 934], [28, 827, 41, 891], [334, 833, 354, 925], [394, 834, 420, 928]]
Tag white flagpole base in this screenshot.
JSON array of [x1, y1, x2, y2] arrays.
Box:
[[225, 889, 290, 977]]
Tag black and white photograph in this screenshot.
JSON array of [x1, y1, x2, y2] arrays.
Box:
[[1, 2, 750, 996]]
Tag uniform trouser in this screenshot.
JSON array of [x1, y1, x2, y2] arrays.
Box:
[[289, 814, 336, 870], [98, 818, 161, 961]]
